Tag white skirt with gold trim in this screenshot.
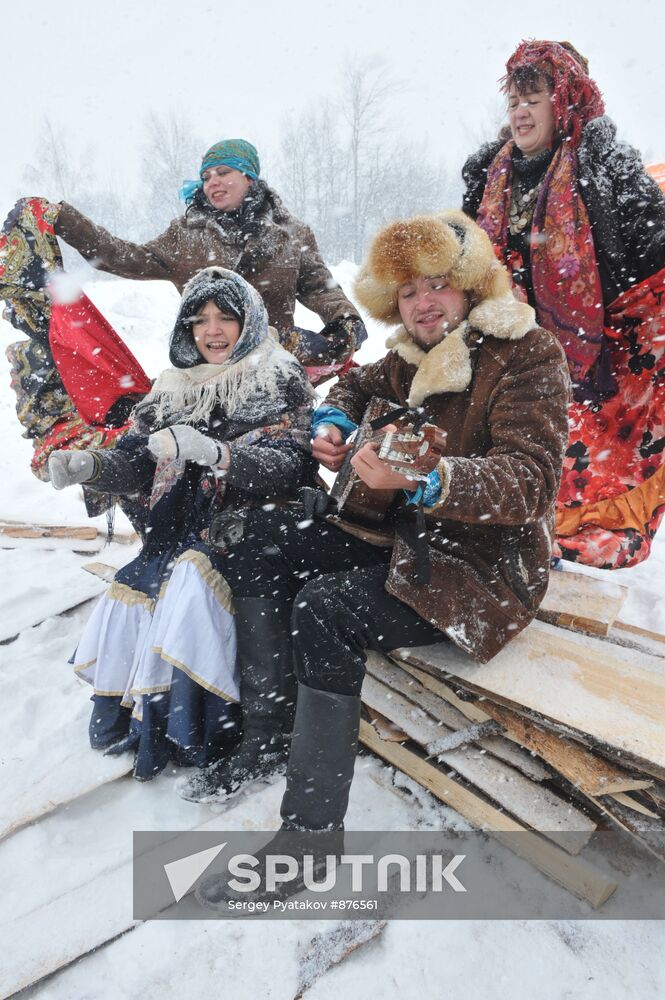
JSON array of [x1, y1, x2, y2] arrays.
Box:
[[73, 549, 239, 713]]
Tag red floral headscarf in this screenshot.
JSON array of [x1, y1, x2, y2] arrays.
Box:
[[503, 39, 605, 148]]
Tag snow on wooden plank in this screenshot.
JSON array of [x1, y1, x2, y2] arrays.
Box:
[[295, 921, 387, 999], [472, 699, 654, 797], [0, 522, 98, 540], [366, 652, 549, 782], [367, 651, 472, 728], [420, 720, 503, 753], [396, 618, 665, 780], [0, 862, 139, 998], [611, 618, 665, 653], [0, 549, 106, 642], [398, 661, 658, 798], [0, 532, 105, 553], [0, 811, 230, 998], [538, 569, 628, 637], [0, 518, 137, 544], [361, 674, 596, 852], [359, 721, 616, 909], [82, 561, 119, 583], [0, 724, 133, 843]]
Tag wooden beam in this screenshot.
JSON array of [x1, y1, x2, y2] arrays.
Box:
[[359, 721, 616, 909], [473, 699, 654, 797]]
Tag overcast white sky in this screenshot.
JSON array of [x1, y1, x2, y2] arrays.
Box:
[[3, 0, 663, 213]]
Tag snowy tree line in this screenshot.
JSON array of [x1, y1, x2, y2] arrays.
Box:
[[23, 62, 463, 265], [276, 62, 462, 262]]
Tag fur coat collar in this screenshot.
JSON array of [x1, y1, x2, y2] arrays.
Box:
[[385, 293, 536, 406]]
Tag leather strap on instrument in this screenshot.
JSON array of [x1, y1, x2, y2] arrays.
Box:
[[370, 405, 428, 433]]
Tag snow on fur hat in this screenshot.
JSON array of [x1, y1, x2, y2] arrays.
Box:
[[169, 266, 268, 368], [354, 209, 534, 340]]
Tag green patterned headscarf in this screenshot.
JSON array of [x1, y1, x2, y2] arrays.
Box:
[[200, 139, 260, 180]]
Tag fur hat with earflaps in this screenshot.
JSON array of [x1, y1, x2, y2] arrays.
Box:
[[353, 210, 537, 405]]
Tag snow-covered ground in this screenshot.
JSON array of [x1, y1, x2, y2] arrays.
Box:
[[1, 271, 664, 999]]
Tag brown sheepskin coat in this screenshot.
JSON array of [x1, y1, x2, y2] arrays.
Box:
[[54, 186, 358, 336], [326, 306, 570, 663]]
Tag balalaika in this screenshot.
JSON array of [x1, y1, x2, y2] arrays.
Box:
[[329, 396, 447, 527]]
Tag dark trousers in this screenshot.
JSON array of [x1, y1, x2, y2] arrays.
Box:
[[218, 507, 443, 695]]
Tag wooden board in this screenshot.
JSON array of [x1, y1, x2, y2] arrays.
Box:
[[538, 570, 628, 637], [359, 721, 616, 909], [82, 561, 119, 583], [474, 699, 654, 797], [0, 811, 230, 999], [365, 706, 409, 743], [367, 652, 473, 729], [362, 674, 596, 852], [366, 652, 549, 782], [645, 782, 665, 810], [607, 792, 660, 819], [0, 518, 137, 545], [591, 795, 665, 865], [396, 618, 665, 781], [612, 619, 665, 651], [397, 661, 492, 724], [0, 549, 106, 642], [295, 921, 387, 999], [0, 533, 105, 554], [0, 729, 133, 843], [0, 523, 98, 540]]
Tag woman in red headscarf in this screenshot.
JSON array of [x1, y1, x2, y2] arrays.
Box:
[[463, 39, 665, 569]]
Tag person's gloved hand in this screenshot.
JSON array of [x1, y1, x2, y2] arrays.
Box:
[[320, 315, 368, 353], [147, 425, 230, 468], [48, 451, 95, 490]]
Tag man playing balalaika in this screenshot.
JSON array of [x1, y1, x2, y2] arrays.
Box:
[[186, 210, 571, 906]]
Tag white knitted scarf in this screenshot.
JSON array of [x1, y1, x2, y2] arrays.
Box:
[[138, 336, 312, 428]]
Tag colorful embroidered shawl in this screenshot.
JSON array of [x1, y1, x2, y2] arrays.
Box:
[[477, 140, 605, 384]]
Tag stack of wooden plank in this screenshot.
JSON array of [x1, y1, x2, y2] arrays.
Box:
[[360, 569, 665, 908]]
